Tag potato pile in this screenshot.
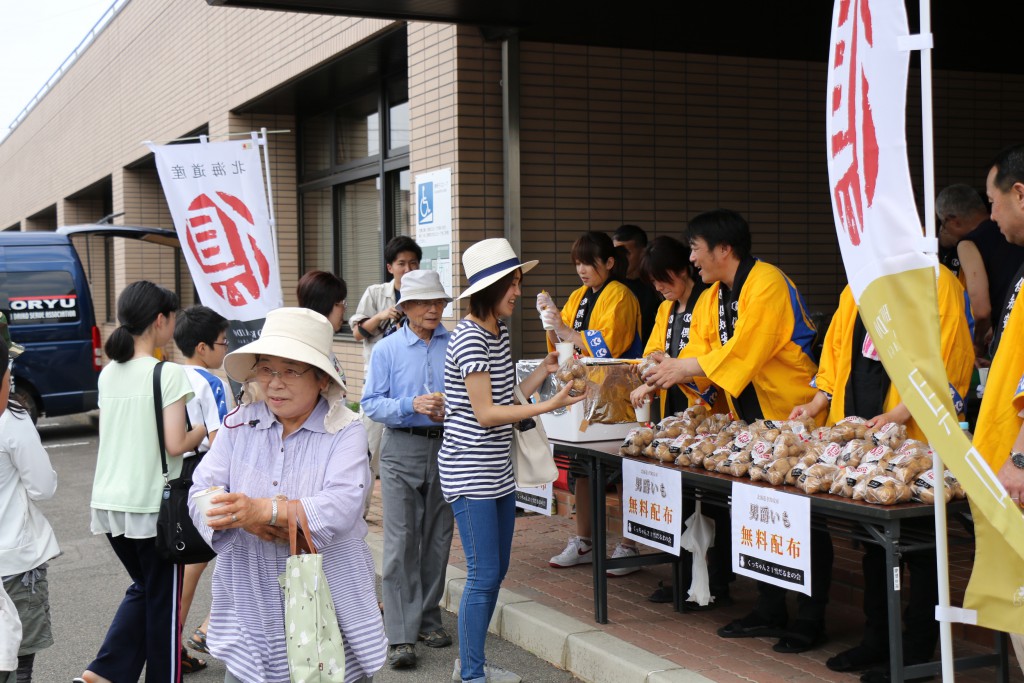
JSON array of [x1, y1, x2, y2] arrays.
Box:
[[619, 411, 964, 506]]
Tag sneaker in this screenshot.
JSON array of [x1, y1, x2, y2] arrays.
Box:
[[606, 543, 640, 577], [451, 658, 522, 683], [549, 536, 593, 567], [388, 643, 416, 668]]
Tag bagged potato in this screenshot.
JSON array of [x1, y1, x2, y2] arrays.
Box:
[[783, 453, 818, 486], [704, 446, 733, 471], [885, 451, 933, 484], [829, 417, 869, 443], [837, 439, 872, 468], [651, 438, 681, 463], [861, 444, 895, 467], [686, 437, 717, 468], [746, 438, 776, 482], [945, 470, 966, 499], [749, 419, 787, 441], [911, 469, 953, 504], [697, 413, 732, 434], [731, 429, 756, 453], [620, 428, 646, 457], [786, 416, 818, 441], [830, 462, 885, 497], [772, 433, 806, 460], [678, 404, 711, 430], [867, 422, 907, 449], [806, 441, 844, 466], [860, 474, 913, 505], [797, 462, 840, 494], [766, 456, 800, 486], [716, 449, 753, 477]]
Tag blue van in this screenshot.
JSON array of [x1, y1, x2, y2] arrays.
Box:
[[1, 226, 179, 422], [0, 231, 101, 422]]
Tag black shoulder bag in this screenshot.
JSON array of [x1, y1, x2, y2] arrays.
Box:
[[153, 362, 218, 564]]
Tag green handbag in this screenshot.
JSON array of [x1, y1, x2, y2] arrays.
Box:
[[278, 501, 347, 682]]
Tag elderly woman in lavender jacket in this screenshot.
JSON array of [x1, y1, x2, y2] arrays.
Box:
[[189, 308, 387, 683]]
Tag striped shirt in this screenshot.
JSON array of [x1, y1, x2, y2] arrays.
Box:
[[189, 399, 387, 683], [439, 319, 516, 502]]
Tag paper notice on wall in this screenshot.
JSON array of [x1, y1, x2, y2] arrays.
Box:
[[414, 168, 453, 317]]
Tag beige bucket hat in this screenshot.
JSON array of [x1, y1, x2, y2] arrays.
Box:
[[224, 307, 356, 432]]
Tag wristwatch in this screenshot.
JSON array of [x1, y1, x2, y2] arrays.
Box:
[[1011, 451, 1024, 470]]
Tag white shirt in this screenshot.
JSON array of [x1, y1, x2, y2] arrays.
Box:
[[0, 410, 60, 576], [349, 280, 398, 372]]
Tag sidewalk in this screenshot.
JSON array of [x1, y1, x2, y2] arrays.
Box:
[[365, 483, 1020, 683]]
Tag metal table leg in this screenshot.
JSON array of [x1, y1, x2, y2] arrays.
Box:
[[591, 454, 609, 624], [883, 519, 904, 683]]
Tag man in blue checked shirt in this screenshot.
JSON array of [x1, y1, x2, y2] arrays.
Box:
[[362, 269, 454, 670]]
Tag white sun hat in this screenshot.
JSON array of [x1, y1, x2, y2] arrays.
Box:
[[397, 269, 452, 306], [223, 307, 357, 433], [458, 238, 538, 300]]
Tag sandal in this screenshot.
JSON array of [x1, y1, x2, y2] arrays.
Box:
[[187, 627, 209, 654], [181, 648, 207, 674]]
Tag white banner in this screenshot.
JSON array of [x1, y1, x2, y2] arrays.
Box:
[[825, 0, 931, 300], [622, 458, 682, 555], [415, 168, 453, 317], [515, 483, 554, 516], [731, 482, 811, 595], [149, 139, 283, 321]]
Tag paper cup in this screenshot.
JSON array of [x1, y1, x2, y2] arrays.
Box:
[[635, 399, 651, 423], [191, 485, 227, 521], [555, 342, 575, 366], [541, 310, 556, 331]]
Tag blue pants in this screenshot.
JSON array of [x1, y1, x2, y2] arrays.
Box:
[[451, 493, 516, 683], [89, 534, 183, 683]]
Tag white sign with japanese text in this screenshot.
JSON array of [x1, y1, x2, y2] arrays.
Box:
[[622, 458, 683, 555], [731, 482, 811, 595], [149, 139, 283, 322], [515, 482, 554, 516], [414, 168, 453, 317]]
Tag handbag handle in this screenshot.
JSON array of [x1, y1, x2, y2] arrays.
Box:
[[287, 499, 317, 555], [152, 361, 169, 483]]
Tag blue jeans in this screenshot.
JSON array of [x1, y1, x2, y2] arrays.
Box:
[[451, 493, 516, 683]]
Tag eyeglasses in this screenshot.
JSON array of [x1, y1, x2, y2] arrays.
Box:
[[212, 341, 230, 348], [253, 364, 314, 384]]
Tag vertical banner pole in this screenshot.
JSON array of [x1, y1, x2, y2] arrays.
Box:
[[257, 127, 280, 265], [918, 2, 955, 676]]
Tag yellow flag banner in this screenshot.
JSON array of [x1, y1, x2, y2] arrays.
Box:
[[858, 269, 1024, 631], [826, 0, 1024, 632]]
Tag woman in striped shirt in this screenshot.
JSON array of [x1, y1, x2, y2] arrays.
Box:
[[440, 239, 583, 683]]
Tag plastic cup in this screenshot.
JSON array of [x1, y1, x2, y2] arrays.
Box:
[[191, 485, 227, 521], [555, 342, 575, 366], [635, 399, 651, 423]]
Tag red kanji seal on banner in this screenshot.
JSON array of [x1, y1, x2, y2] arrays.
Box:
[[829, 0, 880, 247], [184, 191, 272, 308]]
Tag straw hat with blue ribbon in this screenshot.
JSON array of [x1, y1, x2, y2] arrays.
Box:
[[457, 238, 538, 300]]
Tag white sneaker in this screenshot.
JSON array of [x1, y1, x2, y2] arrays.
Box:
[[452, 658, 523, 682], [549, 536, 594, 567], [606, 543, 640, 577]]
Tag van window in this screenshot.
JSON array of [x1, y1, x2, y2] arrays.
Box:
[[4, 271, 80, 325]]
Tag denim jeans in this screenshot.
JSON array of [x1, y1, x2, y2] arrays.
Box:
[[451, 493, 516, 683]]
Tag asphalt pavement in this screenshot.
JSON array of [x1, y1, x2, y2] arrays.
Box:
[[28, 413, 578, 682]]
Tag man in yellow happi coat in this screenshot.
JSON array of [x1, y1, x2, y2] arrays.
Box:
[[976, 144, 1024, 500], [644, 209, 828, 654]]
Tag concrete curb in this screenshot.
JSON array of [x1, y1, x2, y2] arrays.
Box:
[[366, 530, 713, 683]]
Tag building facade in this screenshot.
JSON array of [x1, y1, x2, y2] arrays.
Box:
[[2, 0, 1023, 399]]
